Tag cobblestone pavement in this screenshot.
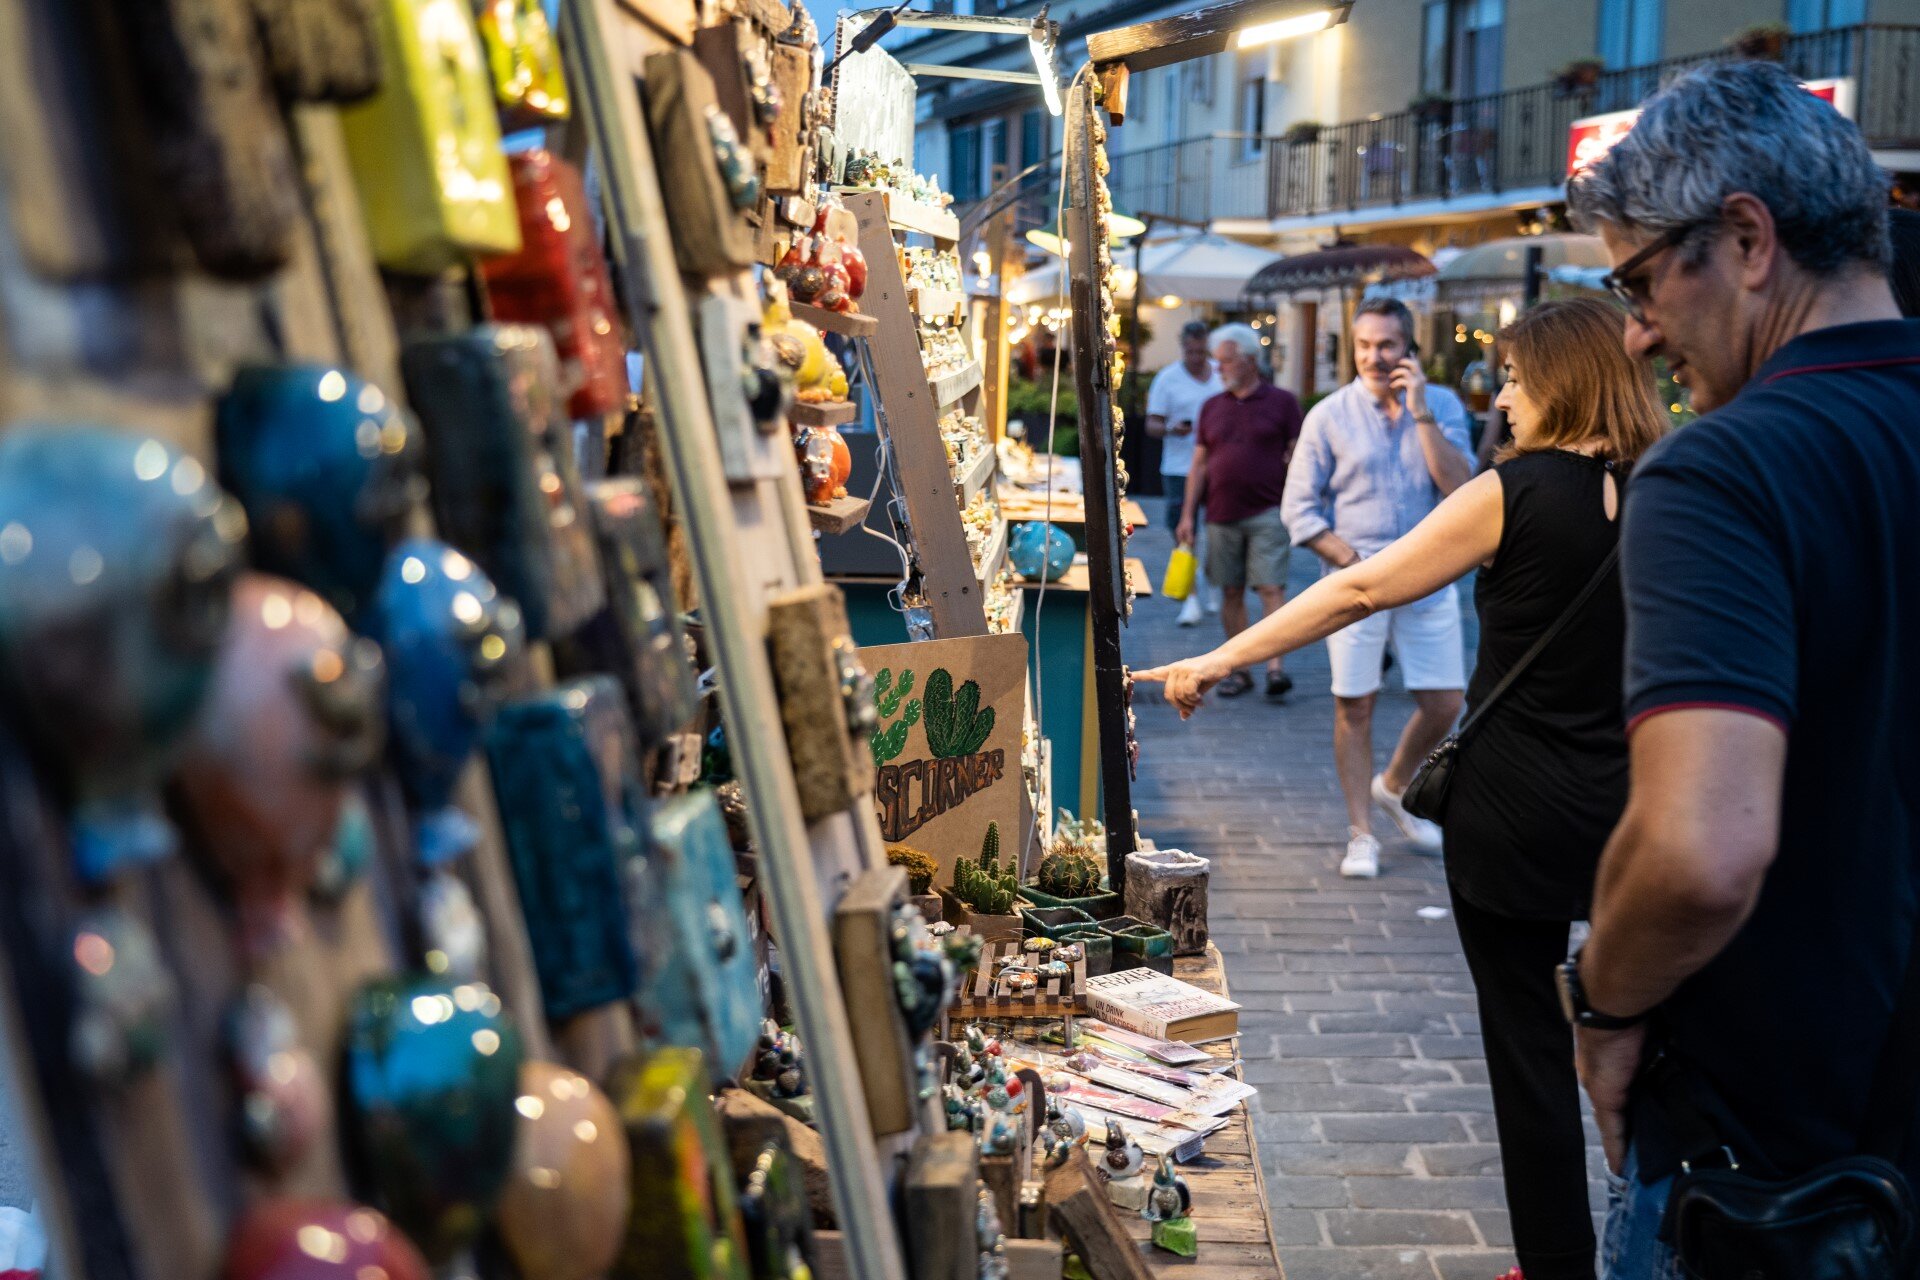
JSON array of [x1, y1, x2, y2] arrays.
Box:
[[1121, 501, 1604, 1280]]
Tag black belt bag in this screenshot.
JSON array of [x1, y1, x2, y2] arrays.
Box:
[[1647, 932, 1920, 1280]]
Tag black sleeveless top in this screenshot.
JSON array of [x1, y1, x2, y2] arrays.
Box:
[[1444, 450, 1629, 920]]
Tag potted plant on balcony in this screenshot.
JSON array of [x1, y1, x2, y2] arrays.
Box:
[[1729, 21, 1791, 61], [1553, 57, 1606, 98], [1409, 92, 1452, 125], [1281, 119, 1323, 146]]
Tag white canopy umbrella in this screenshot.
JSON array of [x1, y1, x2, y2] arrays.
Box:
[[1007, 233, 1283, 306]]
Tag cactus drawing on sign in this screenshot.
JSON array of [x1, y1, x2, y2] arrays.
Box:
[[869, 667, 922, 765], [922, 668, 995, 759], [951, 820, 1016, 915]]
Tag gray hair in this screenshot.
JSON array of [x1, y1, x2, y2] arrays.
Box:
[[1566, 60, 1889, 275], [1208, 323, 1262, 360]]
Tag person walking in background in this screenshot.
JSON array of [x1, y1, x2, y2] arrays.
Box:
[[1175, 324, 1303, 701], [1279, 297, 1473, 878], [1141, 299, 1664, 1279], [1147, 320, 1224, 627], [1558, 62, 1920, 1278]]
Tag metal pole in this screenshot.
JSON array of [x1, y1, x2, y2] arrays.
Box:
[[1521, 242, 1544, 310]]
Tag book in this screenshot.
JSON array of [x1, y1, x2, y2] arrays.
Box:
[[1073, 1019, 1214, 1067], [1083, 970, 1240, 1043]]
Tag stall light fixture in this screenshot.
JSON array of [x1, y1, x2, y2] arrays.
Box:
[[1158, 295, 1183, 308], [1030, 17, 1063, 116], [1087, 1, 1350, 76], [1235, 7, 1335, 48]]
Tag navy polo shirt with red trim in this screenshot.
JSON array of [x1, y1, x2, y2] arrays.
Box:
[[1620, 318, 1920, 1184]]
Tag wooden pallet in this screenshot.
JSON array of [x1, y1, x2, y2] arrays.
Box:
[[951, 935, 1087, 1020]]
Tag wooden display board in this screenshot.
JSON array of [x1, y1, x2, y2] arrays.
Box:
[[859, 633, 1027, 883]]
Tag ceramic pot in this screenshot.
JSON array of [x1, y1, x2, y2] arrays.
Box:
[[1008, 521, 1073, 583], [342, 974, 522, 1263], [0, 426, 247, 883], [1053, 924, 1114, 977], [1018, 904, 1097, 941], [217, 365, 424, 628], [496, 1061, 630, 1280], [226, 983, 328, 1174], [370, 539, 524, 865], [176, 574, 385, 954], [224, 1199, 430, 1280]]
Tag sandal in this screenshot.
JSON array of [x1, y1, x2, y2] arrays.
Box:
[[1214, 672, 1255, 698], [1265, 672, 1294, 701]]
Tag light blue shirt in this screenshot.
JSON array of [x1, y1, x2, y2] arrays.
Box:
[[1281, 378, 1474, 559]]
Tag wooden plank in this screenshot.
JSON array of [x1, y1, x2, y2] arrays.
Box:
[[853, 189, 959, 242], [974, 517, 1008, 587], [1086, 0, 1349, 75], [1044, 1147, 1154, 1280], [907, 1132, 981, 1280], [912, 286, 968, 319], [932, 359, 984, 407], [956, 444, 997, 505], [793, 299, 880, 337], [790, 398, 859, 427], [832, 866, 921, 1136], [807, 493, 872, 535]]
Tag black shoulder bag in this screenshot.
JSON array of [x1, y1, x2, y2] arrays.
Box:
[[1644, 933, 1920, 1278], [1400, 543, 1620, 823]]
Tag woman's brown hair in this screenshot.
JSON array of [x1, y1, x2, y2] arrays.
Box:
[[1495, 297, 1667, 463]]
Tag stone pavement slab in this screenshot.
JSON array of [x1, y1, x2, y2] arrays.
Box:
[[1120, 501, 1605, 1279]]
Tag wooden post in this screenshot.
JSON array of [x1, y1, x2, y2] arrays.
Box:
[[1292, 298, 1318, 400], [981, 207, 1017, 440]]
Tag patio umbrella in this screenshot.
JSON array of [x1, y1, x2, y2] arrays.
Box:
[[1009, 233, 1283, 306], [1244, 242, 1434, 296], [1435, 234, 1609, 283]]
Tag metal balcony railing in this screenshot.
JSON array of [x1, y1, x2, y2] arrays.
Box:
[[1107, 23, 1920, 226]]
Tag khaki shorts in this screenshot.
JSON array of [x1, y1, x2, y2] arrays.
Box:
[[1205, 507, 1291, 589]]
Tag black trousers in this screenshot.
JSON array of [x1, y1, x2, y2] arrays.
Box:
[[1449, 884, 1596, 1280]]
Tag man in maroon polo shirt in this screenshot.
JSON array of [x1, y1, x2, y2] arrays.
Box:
[[1175, 323, 1304, 700]]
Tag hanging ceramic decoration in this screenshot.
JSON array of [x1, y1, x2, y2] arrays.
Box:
[[223, 1198, 430, 1280], [342, 974, 521, 1265], [217, 364, 424, 628], [401, 326, 604, 643], [480, 151, 628, 420], [630, 791, 761, 1081], [553, 478, 697, 750], [473, 0, 570, 125], [225, 983, 328, 1175], [608, 1048, 750, 1280], [1008, 521, 1074, 583], [68, 908, 177, 1087], [312, 790, 376, 902], [496, 1061, 629, 1280], [369, 538, 523, 866], [175, 573, 385, 955], [337, 0, 521, 272], [485, 678, 645, 1020], [0, 426, 247, 884]]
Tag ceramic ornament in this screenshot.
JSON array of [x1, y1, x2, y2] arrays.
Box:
[[216, 365, 424, 628], [312, 791, 376, 903], [418, 870, 489, 981], [370, 539, 524, 866], [342, 974, 522, 1264], [226, 983, 328, 1175], [222, 1198, 430, 1280], [176, 574, 385, 956], [496, 1062, 630, 1280], [68, 907, 177, 1087], [0, 426, 247, 883]]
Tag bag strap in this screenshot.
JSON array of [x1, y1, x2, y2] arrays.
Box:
[[1452, 542, 1620, 743], [1860, 927, 1920, 1160]]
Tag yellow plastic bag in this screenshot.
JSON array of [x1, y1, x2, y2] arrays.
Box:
[[1162, 546, 1197, 601]]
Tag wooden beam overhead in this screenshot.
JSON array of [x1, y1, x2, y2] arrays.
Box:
[[1086, 0, 1352, 74]]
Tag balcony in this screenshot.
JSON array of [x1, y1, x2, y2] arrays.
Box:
[[1108, 24, 1920, 228]]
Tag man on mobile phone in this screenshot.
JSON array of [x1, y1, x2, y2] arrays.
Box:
[[1147, 320, 1223, 627], [1281, 297, 1473, 878]]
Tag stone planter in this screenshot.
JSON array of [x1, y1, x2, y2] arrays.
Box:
[[1098, 915, 1174, 975], [1019, 883, 1125, 920], [1055, 924, 1114, 977], [938, 886, 1022, 943], [1019, 904, 1097, 941], [1124, 849, 1210, 957]]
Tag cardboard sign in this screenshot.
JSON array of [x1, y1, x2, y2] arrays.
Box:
[[1569, 77, 1854, 175], [858, 633, 1028, 882]]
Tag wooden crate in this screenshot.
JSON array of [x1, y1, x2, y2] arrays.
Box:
[[950, 935, 1086, 1021]]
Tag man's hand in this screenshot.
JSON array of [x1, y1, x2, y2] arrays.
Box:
[[1175, 516, 1195, 547], [1576, 1023, 1647, 1175], [1134, 655, 1233, 719], [1304, 530, 1360, 570], [1171, 418, 1194, 437]]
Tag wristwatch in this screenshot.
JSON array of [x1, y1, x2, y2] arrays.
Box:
[[1412, 411, 1439, 427], [1556, 955, 1646, 1030]]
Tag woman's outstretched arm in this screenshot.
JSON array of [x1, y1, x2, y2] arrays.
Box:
[[1137, 469, 1505, 716]]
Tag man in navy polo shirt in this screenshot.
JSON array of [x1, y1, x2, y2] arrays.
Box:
[[1562, 61, 1920, 1275]]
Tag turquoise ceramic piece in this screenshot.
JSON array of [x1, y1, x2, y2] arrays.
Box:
[[401, 326, 604, 643], [0, 425, 246, 882], [1008, 521, 1073, 583], [342, 974, 522, 1263], [370, 539, 524, 865], [1053, 925, 1113, 977], [1099, 916, 1175, 975], [1017, 883, 1125, 920], [1018, 904, 1097, 941], [486, 677, 645, 1020], [312, 790, 375, 901], [217, 365, 424, 628], [632, 791, 761, 1080]]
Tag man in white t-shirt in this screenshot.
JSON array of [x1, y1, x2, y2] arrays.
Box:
[[1146, 321, 1224, 626]]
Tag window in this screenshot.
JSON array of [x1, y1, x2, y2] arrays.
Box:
[[1237, 68, 1266, 161], [1421, 1, 1450, 94], [1184, 55, 1215, 105], [949, 123, 982, 201], [1019, 109, 1045, 171], [1788, 0, 1866, 31], [982, 117, 1008, 191], [1599, 0, 1663, 68], [1419, 0, 1505, 97]]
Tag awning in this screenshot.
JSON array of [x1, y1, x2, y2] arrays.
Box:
[[1008, 233, 1283, 305], [1244, 243, 1434, 295], [1434, 233, 1609, 284]]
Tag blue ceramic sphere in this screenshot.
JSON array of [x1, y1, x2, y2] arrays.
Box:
[[1009, 521, 1074, 583], [217, 364, 423, 628], [0, 425, 246, 882], [371, 539, 524, 865]]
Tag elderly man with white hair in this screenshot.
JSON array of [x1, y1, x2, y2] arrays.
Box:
[[1174, 322, 1305, 702]]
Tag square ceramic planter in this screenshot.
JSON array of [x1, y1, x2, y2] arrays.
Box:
[[1019, 904, 1096, 940], [1123, 848, 1210, 956], [1017, 882, 1125, 920], [1099, 915, 1174, 975], [938, 886, 1022, 943], [1054, 924, 1114, 977]]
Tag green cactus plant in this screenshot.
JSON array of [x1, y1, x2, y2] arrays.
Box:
[[1037, 844, 1103, 899], [950, 821, 1016, 915], [923, 668, 995, 759], [869, 667, 922, 765]]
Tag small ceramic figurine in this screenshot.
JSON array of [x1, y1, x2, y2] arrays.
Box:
[[747, 1020, 813, 1125], [222, 1199, 430, 1280], [1047, 1099, 1088, 1147], [1144, 1154, 1197, 1257], [496, 1062, 630, 1280], [0, 426, 247, 883], [889, 902, 956, 1037], [226, 983, 327, 1175], [1022, 936, 1055, 954], [68, 908, 177, 1087], [1102, 1119, 1145, 1180]]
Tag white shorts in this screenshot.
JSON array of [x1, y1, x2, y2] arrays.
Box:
[[1325, 585, 1465, 698]]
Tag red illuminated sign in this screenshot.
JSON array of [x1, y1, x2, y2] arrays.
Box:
[[1567, 77, 1856, 175]]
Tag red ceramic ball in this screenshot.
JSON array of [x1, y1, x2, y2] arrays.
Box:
[[224, 1199, 429, 1280]]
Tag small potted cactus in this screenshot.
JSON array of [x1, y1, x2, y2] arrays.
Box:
[[1020, 811, 1124, 918], [939, 821, 1023, 942], [888, 845, 943, 923]]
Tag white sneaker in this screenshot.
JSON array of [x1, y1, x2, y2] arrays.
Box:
[[1372, 773, 1444, 854], [1340, 831, 1381, 879], [1176, 595, 1203, 627], [1205, 589, 1221, 615]]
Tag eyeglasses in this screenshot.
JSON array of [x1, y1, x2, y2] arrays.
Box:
[[1603, 222, 1709, 323]]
